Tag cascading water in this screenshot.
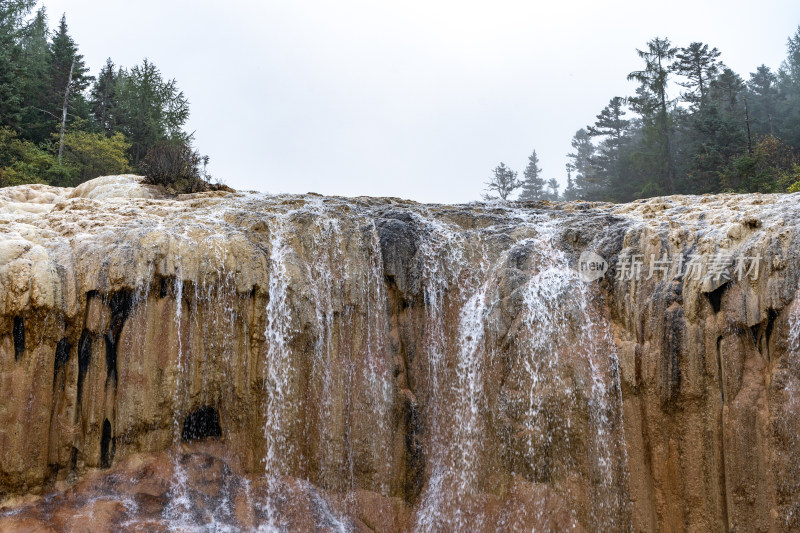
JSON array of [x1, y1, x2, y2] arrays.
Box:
[[413, 212, 491, 532], [0, 181, 642, 531], [260, 208, 299, 532], [362, 217, 394, 497], [411, 208, 629, 531], [160, 232, 253, 531], [790, 286, 800, 354], [258, 198, 395, 531], [306, 206, 353, 499], [163, 265, 190, 528], [509, 216, 629, 530], [6, 177, 800, 532]]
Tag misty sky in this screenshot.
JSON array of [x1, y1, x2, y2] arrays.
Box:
[[40, 0, 800, 203]]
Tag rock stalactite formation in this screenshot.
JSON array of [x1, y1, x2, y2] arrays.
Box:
[[0, 175, 799, 532]]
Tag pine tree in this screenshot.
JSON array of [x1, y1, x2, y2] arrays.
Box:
[[776, 27, 800, 146], [567, 129, 597, 199], [588, 97, 629, 146], [49, 14, 92, 161], [673, 42, 721, 109], [588, 97, 630, 199], [518, 149, 545, 201], [563, 163, 579, 200], [747, 65, 778, 137], [50, 14, 91, 98], [678, 66, 745, 194], [711, 68, 745, 114], [91, 58, 119, 134], [115, 59, 190, 164], [17, 7, 52, 143], [673, 67, 745, 195], [628, 37, 678, 193], [0, 0, 36, 130]]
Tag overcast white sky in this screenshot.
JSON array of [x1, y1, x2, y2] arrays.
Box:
[[39, 0, 800, 203]]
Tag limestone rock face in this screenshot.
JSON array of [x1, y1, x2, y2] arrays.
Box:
[[0, 175, 798, 532]]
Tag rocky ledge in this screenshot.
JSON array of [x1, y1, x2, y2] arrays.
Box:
[[0, 175, 798, 532]]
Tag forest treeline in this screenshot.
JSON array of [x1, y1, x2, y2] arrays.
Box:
[[486, 27, 800, 202], [0, 0, 211, 192], [4, 1, 798, 200]]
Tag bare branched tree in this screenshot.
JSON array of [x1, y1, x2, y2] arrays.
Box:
[[483, 162, 521, 201]]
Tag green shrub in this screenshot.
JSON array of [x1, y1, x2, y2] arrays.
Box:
[[140, 139, 208, 193]]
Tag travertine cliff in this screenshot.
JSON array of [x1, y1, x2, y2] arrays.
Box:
[[0, 175, 798, 532]]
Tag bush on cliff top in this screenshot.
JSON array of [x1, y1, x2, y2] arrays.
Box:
[[140, 138, 226, 194]]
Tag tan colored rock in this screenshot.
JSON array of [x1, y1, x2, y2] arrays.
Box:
[[0, 176, 799, 531]]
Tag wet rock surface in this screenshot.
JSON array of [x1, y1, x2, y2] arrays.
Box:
[[0, 176, 799, 531]]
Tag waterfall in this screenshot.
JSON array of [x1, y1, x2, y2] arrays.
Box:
[[163, 266, 191, 528], [511, 217, 629, 530], [6, 177, 800, 532], [407, 208, 630, 531], [413, 210, 496, 532], [260, 209, 295, 531], [259, 198, 394, 530], [363, 217, 394, 497], [0, 186, 639, 531], [161, 247, 247, 531]]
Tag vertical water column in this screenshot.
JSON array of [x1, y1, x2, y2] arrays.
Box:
[[260, 199, 395, 529], [306, 206, 351, 494], [513, 215, 629, 530], [185, 245, 244, 531], [448, 278, 491, 527], [303, 200, 394, 504], [350, 214, 394, 496], [413, 212, 492, 531], [163, 264, 192, 527], [261, 211, 295, 531], [413, 214, 462, 532], [157, 222, 247, 530]]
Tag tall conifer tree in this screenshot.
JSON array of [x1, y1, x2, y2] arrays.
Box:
[[518, 149, 545, 201]]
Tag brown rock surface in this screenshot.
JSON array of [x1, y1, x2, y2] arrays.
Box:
[[0, 176, 798, 531]]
